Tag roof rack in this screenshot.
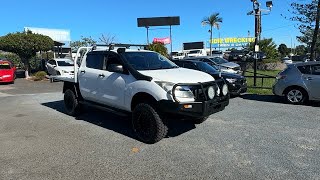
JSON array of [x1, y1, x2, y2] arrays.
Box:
[[94, 43, 147, 48]]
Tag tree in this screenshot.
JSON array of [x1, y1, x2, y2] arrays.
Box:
[[278, 44, 289, 57], [70, 36, 96, 51], [295, 45, 307, 55], [249, 38, 278, 59], [201, 13, 222, 56], [288, 0, 320, 60], [147, 42, 168, 57], [99, 34, 116, 45], [0, 31, 54, 78]]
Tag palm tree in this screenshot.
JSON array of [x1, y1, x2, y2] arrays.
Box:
[[201, 13, 223, 56]]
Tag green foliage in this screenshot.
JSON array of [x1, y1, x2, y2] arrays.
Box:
[[278, 44, 289, 57], [0, 52, 22, 68], [295, 45, 307, 55], [0, 31, 54, 71], [33, 71, 47, 81], [147, 42, 169, 57], [70, 36, 96, 51], [249, 38, 278, 59]]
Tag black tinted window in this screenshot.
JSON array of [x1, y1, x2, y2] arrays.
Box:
[[297, 65, 311, 74], [184, 62, 197, 70], [311, 65, 320, 75], [105, 53, 122, 70], [86, 53, 104, 70]]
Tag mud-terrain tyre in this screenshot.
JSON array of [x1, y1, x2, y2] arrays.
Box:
[[132, 103, 168, 144], [64, 89, 82, 116], [192, 116, 209, 124]]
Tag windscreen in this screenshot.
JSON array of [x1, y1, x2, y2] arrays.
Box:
[[123, 52, 178, 70], [196, 62, 219, 74], [57, 60, 74, 66], [0, 63, 11, 70], [210, 57, 228, 64]]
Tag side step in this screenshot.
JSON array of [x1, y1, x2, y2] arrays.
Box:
[[79, 101, 130, 117]]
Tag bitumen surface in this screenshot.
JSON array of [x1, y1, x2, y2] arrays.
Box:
[[0, 79, 319, 179]]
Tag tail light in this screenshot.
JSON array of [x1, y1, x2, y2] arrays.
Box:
[[276, 74, 286, 80]]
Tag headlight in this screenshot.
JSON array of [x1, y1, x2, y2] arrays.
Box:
[[222, 84, 228, 96], [155, 81, 194, 102], [226, 78, 237, 83]]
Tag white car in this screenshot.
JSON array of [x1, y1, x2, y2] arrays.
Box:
[[282, 57, 293, 64], [46, 58, 75, 77], [57, 44, 230, 144]]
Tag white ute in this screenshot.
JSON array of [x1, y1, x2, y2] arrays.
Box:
[[56, 44, 230, 143]]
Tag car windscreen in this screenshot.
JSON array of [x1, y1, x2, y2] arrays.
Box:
[[195, 62, 219, 74], [210, 57, 228, 64], [123, 52, 178, 70], [0, 64, 11, 69], [57, 60, 74, 66]]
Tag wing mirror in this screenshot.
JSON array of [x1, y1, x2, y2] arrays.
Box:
[[107, 64, 124, 73]]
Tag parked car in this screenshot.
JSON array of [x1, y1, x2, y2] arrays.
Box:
[[273, 61, 320, 104], [186, 49, 207, 57], [282, 57, 293, 64], [173, 60, 247, 96], [211, 50, 223, 58], [171, 51, 186, 60], [228, 50, 246, 61], [245, 51, 266, 61], [46, 58, 75, 76], [0, 60, 16, 83], [184, 56, 242, 74]]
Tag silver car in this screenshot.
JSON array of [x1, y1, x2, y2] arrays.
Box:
[[273, 61, 320, 104]]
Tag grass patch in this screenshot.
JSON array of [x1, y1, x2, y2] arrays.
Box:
[[244, 70, 281, 95]]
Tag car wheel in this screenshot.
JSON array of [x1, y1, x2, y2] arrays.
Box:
[[285, 87, 307, 105], [64, 89, 82, 116], [192, 116, 209, 124], [132, 103, 168, 144]]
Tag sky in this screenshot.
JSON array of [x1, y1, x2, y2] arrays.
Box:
[[0, 0, 302, 51]]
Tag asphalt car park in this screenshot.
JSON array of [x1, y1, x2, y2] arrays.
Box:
[[0, 79, 319, 179]]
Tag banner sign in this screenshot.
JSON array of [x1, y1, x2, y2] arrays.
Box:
[[209, 37, 255, 48], [153, 37, 171, 44]]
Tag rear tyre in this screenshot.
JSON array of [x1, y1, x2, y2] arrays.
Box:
[[132, 103, 168, 144], [285, 87, 307, 105], [64, 89, 82, 116]]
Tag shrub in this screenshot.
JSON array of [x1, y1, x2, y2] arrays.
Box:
[[33, 71, 47, 81]]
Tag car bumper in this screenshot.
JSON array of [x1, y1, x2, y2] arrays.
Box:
[[158, 95, 229, 118], [229, 84, 247, 95], [0, 76, 14, 83]]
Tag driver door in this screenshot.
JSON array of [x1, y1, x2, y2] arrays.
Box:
[[305, 64, 320, 99]]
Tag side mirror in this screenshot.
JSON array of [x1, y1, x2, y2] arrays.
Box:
[[107, 64, 124, 73]]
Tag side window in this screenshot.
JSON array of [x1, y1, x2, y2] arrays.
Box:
[[184, 62, 197, 70], [86, 53, 104, 70], [311, 65, 320, 75], [297, 65, 311, 75]]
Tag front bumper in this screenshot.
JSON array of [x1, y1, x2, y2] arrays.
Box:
[[158, 95, 229, 118], [228, 82, 247, 95], [0, 76, 14, 83]]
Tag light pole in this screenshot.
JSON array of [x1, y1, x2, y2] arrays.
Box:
[[248, 0, 273, 87]]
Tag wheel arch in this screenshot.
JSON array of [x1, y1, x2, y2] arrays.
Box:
[[63, 82, 83, 100], [131, 92, 158, 111]]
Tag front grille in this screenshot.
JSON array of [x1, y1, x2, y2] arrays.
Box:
[[234, 66, 241, 71]]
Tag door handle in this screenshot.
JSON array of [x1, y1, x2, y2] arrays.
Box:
[[80, 70, 86, 73], [98, 74, 105, 78], [306, 77, 313, 80]]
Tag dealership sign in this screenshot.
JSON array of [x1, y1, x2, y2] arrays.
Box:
[[153, 37, 171, 44], [209, 37, 255, 48]]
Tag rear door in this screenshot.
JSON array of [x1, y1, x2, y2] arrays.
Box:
[[306, 64, 320, 99], [78, 52, 104, 101]]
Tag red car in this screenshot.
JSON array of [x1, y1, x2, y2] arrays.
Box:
[[0, 60, 16, 83]]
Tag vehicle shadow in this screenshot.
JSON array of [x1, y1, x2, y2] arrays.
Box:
[[41, 100, 196, 142], [241, 94, 320, 107]]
